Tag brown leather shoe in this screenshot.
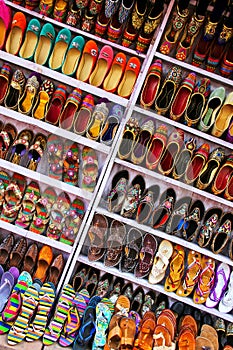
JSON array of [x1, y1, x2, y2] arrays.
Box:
[[9, 237, 27, 267], [47, 254, 64, 286], [0, 234, 14, 265], [22, 243, 38, 273]]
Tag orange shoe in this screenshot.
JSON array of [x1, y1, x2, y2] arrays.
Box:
[[103, 52, 126, 93], [76, 40, 98, 82], [33, 245, 53, 283], [117, 56, 140, 98], [5, 12, 26, 55]]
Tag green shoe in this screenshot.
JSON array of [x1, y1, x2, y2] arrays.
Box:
[[49, 28, 71, 71], [19, 19, 41, 60], [62, 35, 85, 76], [34, 23, 55, 66]]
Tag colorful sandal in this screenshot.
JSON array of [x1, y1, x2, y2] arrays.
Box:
[[26, 133, 47, 171], [47, 134, 64, 181], [164, 244, 185, 292], [1, 173, 26, 223], [43, 284, 75, 345], [92, 302, 113, 348], [63, 142, 79, 186], [81, 146, 98, 192], [0, 123, 17, 159], [46, 192, 71, 240], [26, 282, 55, 341], [60, 197, 84, 245], [29, 186, 56, 234], [193, 256, 215, 304], [0, 170, 10, 213], [15, 181, 40, 229], [8, 129, 33, 165]]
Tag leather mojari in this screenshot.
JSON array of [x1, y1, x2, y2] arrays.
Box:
[[184, 143, 210, 185], [211, 154, 233, 196], [211, 213, 233, 254], [120, 174, 145, 219], [159, 4, 189, 56], [120, 227, 143, 273], [131, 119, 155, 165], [172, 137, 196, 180], [182, 199, 205, 241], [104, 219, 126, 267], [151, 188, 176, 230], [136, 184, 160, 225], [140, 59, 162, 109], [145, 124, 168, 170], [135, 233, 157, 278], [225, 174, 233, 201], [157, 129, 184, 176], [196, 147, 225, 190], [108, 169, 129, 213], [155, 66, 182, 115], [197, 208, 222, 248], [165, 196, 192, 236], [87, 213, 108, 262]]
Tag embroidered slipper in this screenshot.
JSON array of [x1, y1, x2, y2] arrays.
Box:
[[73, 94, 95, 135], [4, 69, 26, 110], [26, 282, 55, 342], [0, 271, 15, 313], [8, 285, 39, 345], [60, 198, 84, 245], [47, 134, 64, 180], [43, 284, 75, 345], [0, 170, 10, 213], [1, 173, 26, 223], [15, 181, 40, 229], [29, 186, 56, 234], [46, 192, 70, 240], [26, 133, 47, 171], [8, 129, 33, 165], [32, 79, 54, 120], [63, 142, 79, 186], [0, 123, 17, 159], [59, 88, 82, 131], [45, 85, 67, 125], [0, 64, 12, 105], [81, 146, 98, 192], [33, 246, 53, 283], [18, 73, 41, 115]]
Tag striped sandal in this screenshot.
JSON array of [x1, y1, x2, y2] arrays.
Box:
[[26, 282, 55, 342], [43, 284, 75, 345], [0, 170, 10, 213], [15, 181, 40, 229], [29, 186, 56, 234], [74, 289, 90, 319], [8, 285, 39, 345]]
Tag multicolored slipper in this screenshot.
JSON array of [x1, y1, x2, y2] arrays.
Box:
[[81, 146, 98, 192], [15, 181, 40, 229], [63, 142, 79, 186], [0, 170, 10, 213], [1, 173, 26, 223], [43, 284, 75, 346], [8, 285, 39, 345], [0, 271, 15, 313], [26, 282, 55, 342], [46, 192, 71, 240], [60, 198, 84, 245], [92, 301, 113, 348], [29, 186, 56, 234], [74, 289, 90, 319], [47, 134, 64, 180]]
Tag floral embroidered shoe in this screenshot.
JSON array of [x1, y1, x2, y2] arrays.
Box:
[[131, 119, 154, 165], [27, 133, 47, 171], [8, 129, 34, 165], [170, 72, 196, 121], [196, 148, 225, 190], [18, 74, 40, 115], [63, 142, 79, 187], [32, 80, 54, 120], [95, 12, 110, 37], [89, 0, 103, 15], [182, 200, 205, 241], [131, 0, 147, 32], [118, 0, 134, 24], [0, 123, 17, 160], [107, 14, 123, 43], [136, 184, 160, 225], [100, 104, 124, 145], [118, 118, 140, 160], [211, 213, 233, 254], [145, 124, 168, 170], [60, 198, 84, 245], [45, 85, 67, 125], [0, 63, 12, 105], [81, 147, 98, 192], [59, 88, 82, 131], [19, 19, 41, 61], [165, 196, 192, 236], [39, 0, 54, 16], [151, 188, 176, 230], [81, 10, 95, 32], [140, 59, 162, 109], [121, 21, 137, 48], [175, 13, 205, 61], [159, 4, 189, 55], [121, 175, 145, 219], [172, 137, 196, 180], [185, 143, 210, 185], [155, 66, 182, 115], [197, 208, 222, 248], [104, 0, 120, 18], [184, 78, 211, 127], [66, 1, 81, 26], [53, 0, 68, 22], [4, 69, 26, 110], [47, 134, 64, 180], [108, 169, 129, 213]]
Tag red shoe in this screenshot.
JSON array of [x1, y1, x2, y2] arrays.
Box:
[[73, 94, 95, 135], [0, 64, 12, 105], [76, 40, 98, 82], [212, 154, 233, 196], [184, 143, 210, 185], [140, 59, 162, 109], [45, 85, 67, 125], [59, 88, 82, 130], [145, 124, 168, 170]]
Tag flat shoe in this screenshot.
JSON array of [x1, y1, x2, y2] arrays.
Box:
[[49, 28, 71, 71], [117, 57, 140, 98], [76, 40, 98, 82], [19, 19, 41, 60], [62, 35, 85, 76], [89, 45, 114, 87], [34, 23, 55, 66], [0, 64, 12, 104], [5, 12, 26, 56], [140, 59, 162, 109]]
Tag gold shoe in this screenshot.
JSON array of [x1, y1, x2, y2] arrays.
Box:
[[131, 0, 147, 30], [211, 91, 233, 137]]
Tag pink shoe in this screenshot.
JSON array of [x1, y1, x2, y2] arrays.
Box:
[[0, 0, 11, 50], [89, 45, 113, 87]]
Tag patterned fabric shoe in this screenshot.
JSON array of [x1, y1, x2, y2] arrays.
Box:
[[104, 0, 120, 18], [39, 0, 54, 16], [4, 69, 26, 110], [66, 2, 81, 26], [32, 79, 54, 120], [53, 0, 68, 22], [81, 147, 98, 192], [0, 63, 12, 105]]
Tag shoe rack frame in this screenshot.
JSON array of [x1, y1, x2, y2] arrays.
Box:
[[1, 0, 233, 349]]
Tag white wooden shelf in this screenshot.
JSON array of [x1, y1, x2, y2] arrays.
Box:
[[6, 0, 146, 59], [0, 219, 73, 253], [78, 254, 233, 323], [95, 207, 233, 267], [133, 105, 233, 151], [0, 106, 110, 154], [115, 158, 233, 209], [0, 158, 93, 201], [0, 51, 129, 107], [156, 52, 233, 88]]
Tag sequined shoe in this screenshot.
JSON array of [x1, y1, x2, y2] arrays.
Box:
[[197, 208, 222, 248]]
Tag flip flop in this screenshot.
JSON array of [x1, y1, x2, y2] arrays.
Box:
[[47, 134, 64, 180], [26, 133, 47, 171], [43, 284, 75, 345], [46, 192, 71, 240], [8, 285, 39, 345], [15, 181, 40, 229], [73, 305, 97, 350], [63, 142, 79, 187], [0, 170, 10, 213], [29, 186, 56, 234], [92, 301, 114, 348], [0, 271, 15, 313], [1, 173, 26, 223], [60, 197, 85, 245], [193, 256, 215, 304], [164, 244, 185, 292], [26, 282, 55, 341]]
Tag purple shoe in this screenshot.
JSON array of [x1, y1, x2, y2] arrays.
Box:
[[226, 117, 233, 143]]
